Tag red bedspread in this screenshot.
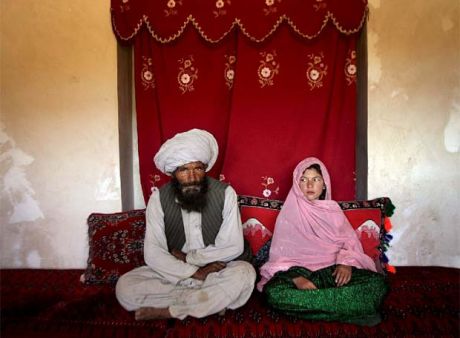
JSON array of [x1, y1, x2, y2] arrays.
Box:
[[1, 267, 459, 337]]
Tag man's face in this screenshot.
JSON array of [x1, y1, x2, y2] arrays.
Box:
[[173, 161, 207, 194], [172, 161, 208, 212]]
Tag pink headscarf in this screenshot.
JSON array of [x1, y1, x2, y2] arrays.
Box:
[[257, 157, 376, 291]]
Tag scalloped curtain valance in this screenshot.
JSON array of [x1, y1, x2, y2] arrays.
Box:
[[111, 0, 367, 43], [111, 0, 368, 202]]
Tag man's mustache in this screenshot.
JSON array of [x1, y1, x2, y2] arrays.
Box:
[[180, 182, 202, 187], [180, 181, 204, 194]]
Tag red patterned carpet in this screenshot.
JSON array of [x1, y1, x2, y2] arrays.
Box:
[[1, 267, 459, 337]]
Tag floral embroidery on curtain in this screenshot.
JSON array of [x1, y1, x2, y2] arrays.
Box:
[[258, 52, 279, 88], [177, 56, 198, 93], [306, 52, 327, 90], [141, 56, 155, 90], [224, 55, 236, 89], [111, 0, 368, 201], [345, 49, 357, 85]]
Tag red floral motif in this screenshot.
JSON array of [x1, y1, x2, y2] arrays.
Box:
[[213, 0, 231, 18], [263, 0, 282, 16], [141, 56, 155, 90], [345, 49, 357, 85], [261, 176, 279, 198], [177, 56, 198, 93], [306, 52, 328, 90], [149, 174, 161, 193], [83, 209, 146, 284], [164, 0, 183, 17], [313, 0, 327, 11], [224, 55, 236, 89], [119, 0, 130, 13], [258, 51, 280, 88]]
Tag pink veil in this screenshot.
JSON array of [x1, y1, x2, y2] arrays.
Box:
[[257, 157, 376, 291]]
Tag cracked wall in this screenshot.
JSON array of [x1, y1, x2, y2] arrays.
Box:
[[1, 1, 120, 268], [368, 0, 460, 267]]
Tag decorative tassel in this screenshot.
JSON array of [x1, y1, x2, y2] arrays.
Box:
[[384, 217, 393, 232], [384, 199, 396, 217], [385, 233, 393, 241], [381, 253, 389, 263], [386, 264, 396, 273], [380, 199, 396, 274]]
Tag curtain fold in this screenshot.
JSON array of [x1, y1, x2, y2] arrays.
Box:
[[112, 0, 367, 201]]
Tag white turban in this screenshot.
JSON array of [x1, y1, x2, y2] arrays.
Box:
[[154, 129, 219, 175]]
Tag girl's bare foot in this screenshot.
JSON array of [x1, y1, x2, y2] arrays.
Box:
[[293, 276, 317, 290]]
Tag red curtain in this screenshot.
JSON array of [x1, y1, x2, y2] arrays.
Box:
[[111, 0, 367, 202]]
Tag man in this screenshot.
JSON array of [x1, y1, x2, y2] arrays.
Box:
[[116, 129, 256, 320]]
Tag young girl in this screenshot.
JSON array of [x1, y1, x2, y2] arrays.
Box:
[[257, 157, 388, 325]]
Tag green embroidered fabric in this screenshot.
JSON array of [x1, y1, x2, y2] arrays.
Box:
[[263, 266, 388, 326]]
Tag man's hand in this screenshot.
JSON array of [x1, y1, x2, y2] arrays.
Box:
[[171, 248, 186, 262], [192, 262, 227, 281], [332, 264, 352, 287], [292, 276, 317, 290]]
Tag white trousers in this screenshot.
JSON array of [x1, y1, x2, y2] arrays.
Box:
[[115, 261, 256, 320]]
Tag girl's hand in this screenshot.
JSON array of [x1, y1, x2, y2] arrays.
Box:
[[332, 264, 352, 287]]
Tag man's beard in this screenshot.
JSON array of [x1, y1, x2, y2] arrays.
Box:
[[172, 176, 208, 212]]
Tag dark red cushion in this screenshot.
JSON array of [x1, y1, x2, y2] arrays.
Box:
[[83, 197, 392, 284], [339, 200, 389, 273], [239, 196, 282, 255], [82, 209, 146, 284]]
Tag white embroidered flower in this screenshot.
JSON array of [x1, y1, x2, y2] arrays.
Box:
[[167, 0, 176, 8], [309, 69, 320, 81], [266, 53, 274, 62], [260, 66, 271, 78], [266, 0, 275, 6], [143, 70, 153, 81], [180, 73, 191, 84], [266, 177, 274, 185], [226, 69, 235, 80], [228, 55, 236, 64], [219, 174, 226, 181], [263, 189, 272, 198], [347, 64, 357, 75], [184, 59, 192, 68], [216, 0, 224, 8]]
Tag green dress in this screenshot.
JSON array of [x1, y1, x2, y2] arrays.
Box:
[[263, 265, 388, 326]]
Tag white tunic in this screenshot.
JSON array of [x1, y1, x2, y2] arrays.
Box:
[[115, 185, 256, 319]]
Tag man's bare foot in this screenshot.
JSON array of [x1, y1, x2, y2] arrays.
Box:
[[293, 276, 317, 290], [135, 307, 172, 320]]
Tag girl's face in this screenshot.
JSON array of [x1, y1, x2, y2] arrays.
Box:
[[299, 168, 325, 201]]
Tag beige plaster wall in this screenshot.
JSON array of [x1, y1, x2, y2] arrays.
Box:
[[1, 1, 458, 269], [368, 0, 460, 267], [0, 1, 120, 268]]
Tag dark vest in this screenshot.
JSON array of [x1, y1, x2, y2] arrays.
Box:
[[159, 177, 252, 262], [159, 177, 227, 251]]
